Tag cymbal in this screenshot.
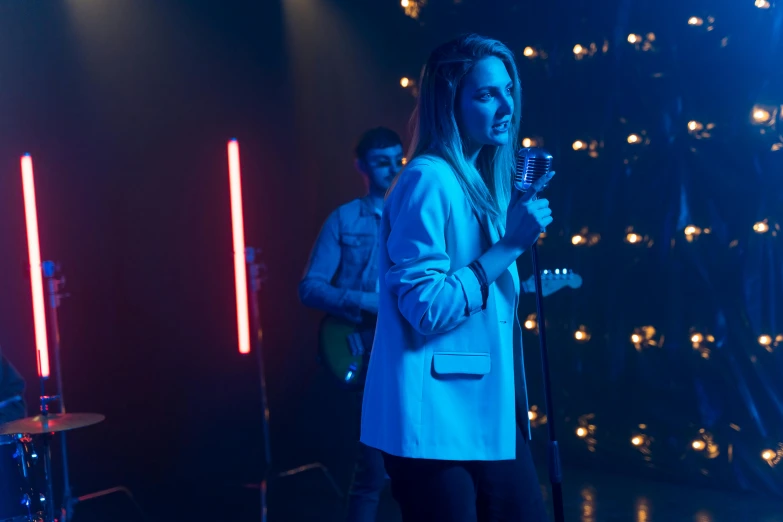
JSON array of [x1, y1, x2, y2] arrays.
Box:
[[0, 413, 105, 435]]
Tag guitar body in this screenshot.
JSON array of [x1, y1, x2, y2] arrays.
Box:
[[318, 315, 374, 390]]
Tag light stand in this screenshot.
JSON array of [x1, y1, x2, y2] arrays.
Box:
[[42, 261, 73, 522], [530, 245, 565, 522], [246, 247, 271, 522], [40, 262, 145, 522], [20, 155, 142, 521], [244, 247, 342, 522]]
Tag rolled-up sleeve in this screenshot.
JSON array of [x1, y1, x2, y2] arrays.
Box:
[[384, 167, 484, 336]]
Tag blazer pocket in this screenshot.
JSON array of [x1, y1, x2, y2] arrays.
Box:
[[432, 352, 490, 376]]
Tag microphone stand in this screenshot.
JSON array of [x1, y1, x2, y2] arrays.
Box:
[[530, 245, 565, 522]]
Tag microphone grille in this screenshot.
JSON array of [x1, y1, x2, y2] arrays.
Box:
[[514, 147, 553, 192]]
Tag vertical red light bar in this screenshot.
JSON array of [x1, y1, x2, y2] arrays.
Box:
[[228, 139, 251, 354], [20, 153, 50, 378]]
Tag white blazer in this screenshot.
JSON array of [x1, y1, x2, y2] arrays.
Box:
[[360, 155, 531, 462]]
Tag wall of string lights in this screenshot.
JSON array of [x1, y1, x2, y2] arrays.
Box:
[[393, 0, 782, 495]]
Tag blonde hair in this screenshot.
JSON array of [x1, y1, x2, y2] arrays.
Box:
[[407, 34, 522, 228]]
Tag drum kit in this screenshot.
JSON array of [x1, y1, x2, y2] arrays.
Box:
[[0, 407, 105, 522]]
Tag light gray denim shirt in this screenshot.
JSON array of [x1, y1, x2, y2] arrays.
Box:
[[299, 196, 381, 323]]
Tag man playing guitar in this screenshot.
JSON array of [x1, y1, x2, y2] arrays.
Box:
[[299, 127, 405, 522]]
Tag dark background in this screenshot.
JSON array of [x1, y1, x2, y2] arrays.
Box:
[[0, 0, 781, 520]]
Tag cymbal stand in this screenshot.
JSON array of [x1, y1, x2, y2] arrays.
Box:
[[37, 394, 57, 522], [244, 247, 341, 522]]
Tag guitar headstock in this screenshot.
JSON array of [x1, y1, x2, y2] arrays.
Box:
[[540, 268, 582, 289], [523, 268, 583, 295]]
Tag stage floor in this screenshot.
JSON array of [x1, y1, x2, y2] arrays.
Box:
[[244, 463, 783, 522], [106, 369, 783, 522], [58, 462, 783, 522]]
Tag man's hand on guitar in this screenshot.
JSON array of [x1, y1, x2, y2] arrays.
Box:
[[359, 292, 379, 314], [347, 332, 366, 356]]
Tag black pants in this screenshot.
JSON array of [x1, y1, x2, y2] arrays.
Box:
[[381, 426, 547, 522], [346, 391, 387, 521], [346, 441, 387, 521]]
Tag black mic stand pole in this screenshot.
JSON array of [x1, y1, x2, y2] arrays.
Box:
[[530, 244, 565, 522]]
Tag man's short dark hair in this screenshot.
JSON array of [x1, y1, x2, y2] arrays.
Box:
[[354, 127, 402, 161]]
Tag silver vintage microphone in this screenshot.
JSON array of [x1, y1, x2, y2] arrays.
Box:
[[514, 146, 565, 522], [514, 147, 553, 193]]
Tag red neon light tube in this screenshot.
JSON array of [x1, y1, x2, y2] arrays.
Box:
[[20, 154, 50, 378], [228, 139, 251, 354]]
